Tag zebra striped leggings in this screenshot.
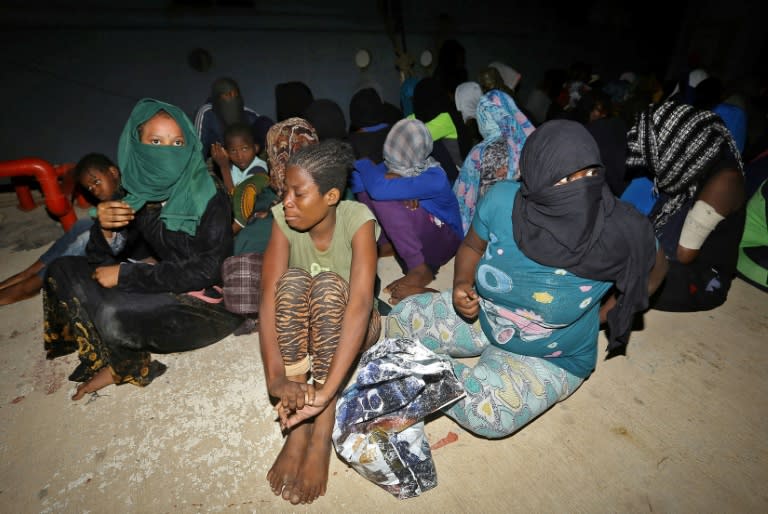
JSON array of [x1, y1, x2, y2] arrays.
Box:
[[275, 268, 381, 383]]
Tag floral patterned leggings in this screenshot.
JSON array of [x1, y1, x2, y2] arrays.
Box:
[[385, 290, 584, 439]]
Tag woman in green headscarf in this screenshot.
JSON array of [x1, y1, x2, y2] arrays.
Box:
[[43, 98, 243, 400]]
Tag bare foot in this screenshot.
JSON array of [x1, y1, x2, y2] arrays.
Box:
[[388, 283, 439, 305], [287, 398, 337, 505], [384, 263, 435, 297], [71, 366, 115, 401], [267, 422, 311, 497]]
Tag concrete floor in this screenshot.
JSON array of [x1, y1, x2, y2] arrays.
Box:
[[1, 193, 767, 513]]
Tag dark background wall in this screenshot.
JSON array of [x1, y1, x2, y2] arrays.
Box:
[[0, 0, 763, 166]]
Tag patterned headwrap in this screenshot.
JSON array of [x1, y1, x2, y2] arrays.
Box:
[[118, 98, 216, 236], [266, 117, 319, 198], [625, 101, 743, 229], [476, 90, 535, 176], [479, 138, 509, 196], [383, 119, 440, 177]]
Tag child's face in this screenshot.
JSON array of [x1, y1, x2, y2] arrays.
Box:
[[225, 135, 258, 170], [282, 164, 335, 232], [79, 167, 120, 202], [140, 114, 185, 147]]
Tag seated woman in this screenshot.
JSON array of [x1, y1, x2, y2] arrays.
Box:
[[43, 98, 243, 400], [625, 101, 746, 312], [258, 140, 380, 504], [453, 89, 535, 235], [351, 119, 463, 304], [0, 153, 123, 306], [385, 120, 667, 439]]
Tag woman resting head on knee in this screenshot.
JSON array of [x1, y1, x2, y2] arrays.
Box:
[[258, 139, 381, 504], [385, 120, 667, 440]]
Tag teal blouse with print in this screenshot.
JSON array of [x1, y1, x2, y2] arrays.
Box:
[[472, 181, 613, 377]]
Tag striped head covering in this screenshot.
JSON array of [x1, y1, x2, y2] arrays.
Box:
[[266, 117, 319, 198], [476, 90, 536, 177], [625, 101, 742, 229], [383, 119, 440, 177]]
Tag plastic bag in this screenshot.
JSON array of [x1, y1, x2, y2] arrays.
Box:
[[332, 337, 465, 499]]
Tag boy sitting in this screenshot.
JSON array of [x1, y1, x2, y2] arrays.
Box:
[[211, 122, 276, 236]]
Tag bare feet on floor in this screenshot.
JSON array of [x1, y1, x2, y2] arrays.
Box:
[[71, 366, 116, 401], [267, 422, 311, 498], [282, 399, 336, 505], [384, 263, 436, 305]]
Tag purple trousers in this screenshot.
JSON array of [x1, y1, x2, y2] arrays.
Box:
[[357, 192, 461, 272]]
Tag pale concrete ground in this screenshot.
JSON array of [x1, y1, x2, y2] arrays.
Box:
[[1, 191, 767, 513]]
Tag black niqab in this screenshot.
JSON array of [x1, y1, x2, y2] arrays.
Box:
[[513, 120, 657, 356]]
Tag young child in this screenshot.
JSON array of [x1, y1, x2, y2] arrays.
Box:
[[210, 122, 275, 234], [259, 140, 381, 505], [0, 153, 122, 306]]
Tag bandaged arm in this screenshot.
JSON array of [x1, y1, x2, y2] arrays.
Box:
[[679, 200, 724, 250], [677, 167, 745, 264]]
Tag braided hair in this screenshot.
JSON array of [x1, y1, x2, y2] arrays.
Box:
[[288, 139, 354, 196]]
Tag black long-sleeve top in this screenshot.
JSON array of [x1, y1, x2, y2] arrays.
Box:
[[87, 189, 233, 294]]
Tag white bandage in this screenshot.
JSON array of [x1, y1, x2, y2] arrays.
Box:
[[679, 200, 725, 250]]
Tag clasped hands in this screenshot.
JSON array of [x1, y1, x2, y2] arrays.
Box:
[[270, 378, 331, 431]]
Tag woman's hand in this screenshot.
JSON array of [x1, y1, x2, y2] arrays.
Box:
[[97, 201, 134, 229], [269, 377, 315, 414], [92, 265, 120, 288], [277, 389, 332, 430], [453, 281, 480, 320]]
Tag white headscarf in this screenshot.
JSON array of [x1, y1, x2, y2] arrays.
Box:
[[488, 62, 522, 91], [454, 81, 483, 122]]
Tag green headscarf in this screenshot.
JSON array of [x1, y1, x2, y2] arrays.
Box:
[[118, 98, 216, 236]]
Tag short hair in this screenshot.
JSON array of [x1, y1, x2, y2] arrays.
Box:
[[72, 153, 117, 182], [224, 122, 256, 146], [288, 139, 353, 195]]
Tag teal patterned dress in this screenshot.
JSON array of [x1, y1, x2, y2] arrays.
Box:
[[386, 181, 612, 438]]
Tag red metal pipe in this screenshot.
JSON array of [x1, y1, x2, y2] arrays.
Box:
[[54, 162, 92, 208], [0, 158, 77, 231]]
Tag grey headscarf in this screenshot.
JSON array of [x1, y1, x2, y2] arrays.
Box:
[[383, 119, 441, 177]]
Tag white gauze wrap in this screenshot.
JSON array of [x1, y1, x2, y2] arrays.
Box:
[[679, 200, 725, 250]]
